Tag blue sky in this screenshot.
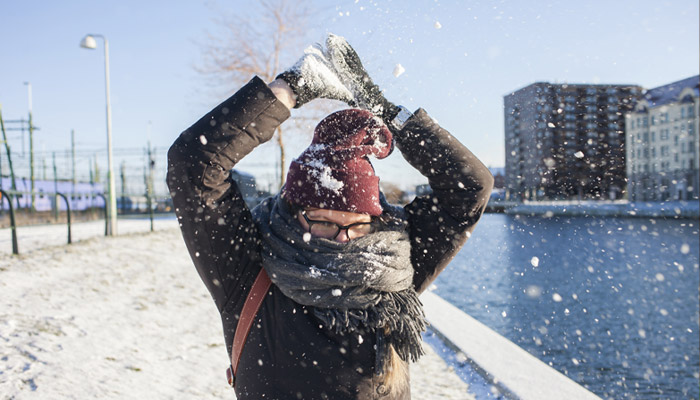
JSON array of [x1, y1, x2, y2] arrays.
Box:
[[0, 0, 698, 190]]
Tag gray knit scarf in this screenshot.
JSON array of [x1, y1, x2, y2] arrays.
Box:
[[251, 194, 426, 365]]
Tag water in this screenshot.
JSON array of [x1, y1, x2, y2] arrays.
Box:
[[433, 214, 699, 399]]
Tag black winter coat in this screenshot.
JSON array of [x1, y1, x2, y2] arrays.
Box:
[[167, 76, 494, 399]]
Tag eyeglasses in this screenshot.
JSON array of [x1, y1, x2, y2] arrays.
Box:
[[300, 210, 378, 240]]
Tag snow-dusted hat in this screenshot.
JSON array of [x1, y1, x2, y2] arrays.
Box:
[[282, 109, 393, 216]]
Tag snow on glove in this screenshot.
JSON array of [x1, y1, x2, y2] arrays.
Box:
[[276, 43, 356, 108], [325, 34, 400, 124]]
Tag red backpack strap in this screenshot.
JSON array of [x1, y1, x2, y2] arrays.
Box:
[[226, 267, 272, 387]]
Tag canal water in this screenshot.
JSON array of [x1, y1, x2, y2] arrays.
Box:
[[433, 214, 699, 399]]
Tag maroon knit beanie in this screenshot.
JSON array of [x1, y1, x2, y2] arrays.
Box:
[[282, 109, 393, 216]]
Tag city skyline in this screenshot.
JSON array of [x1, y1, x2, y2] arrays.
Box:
[[1, 0, 698, 190]]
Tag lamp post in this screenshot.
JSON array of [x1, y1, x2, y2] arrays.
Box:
[[80, 34, 117, 235], [24, 82, 36, 211]]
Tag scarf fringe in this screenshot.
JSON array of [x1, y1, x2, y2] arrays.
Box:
[[313, 289, 427, 363]]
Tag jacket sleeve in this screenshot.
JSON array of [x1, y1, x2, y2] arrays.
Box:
[[395, 109, 494, 294], [167, 76, 290, 312]]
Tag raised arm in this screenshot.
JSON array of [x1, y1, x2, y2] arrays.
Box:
[[396, 111, 493, 293], [167, 76, 291, 311]]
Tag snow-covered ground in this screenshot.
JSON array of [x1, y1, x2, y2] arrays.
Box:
[[0, 217, 177, 256], [1, 222, 473, 399]]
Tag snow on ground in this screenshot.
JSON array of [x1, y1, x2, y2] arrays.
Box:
[[1, 222, 474, 399], [0, 217, 177, 256]]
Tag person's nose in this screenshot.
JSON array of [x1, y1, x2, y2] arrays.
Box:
[[335, 229, 351, 243]]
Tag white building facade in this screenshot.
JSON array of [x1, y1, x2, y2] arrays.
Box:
[[625, 76, 699, 201]]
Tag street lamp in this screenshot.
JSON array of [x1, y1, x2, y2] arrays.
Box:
[[80, 34, 117, 235]]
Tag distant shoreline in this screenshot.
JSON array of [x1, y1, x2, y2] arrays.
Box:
[[486, 199, 699, 219]]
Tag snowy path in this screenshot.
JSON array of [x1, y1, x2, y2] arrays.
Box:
[[1, 227, 473, 399], [0, 217, 178, 256]]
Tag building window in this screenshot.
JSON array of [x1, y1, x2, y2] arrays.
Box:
[[675, 136, 679, 145], [651, 131, 656, 142], [690, 106, 696, 117], [651, 116, 657, 125], [682, 108, 686, 119], [661, 129, 669, 140]]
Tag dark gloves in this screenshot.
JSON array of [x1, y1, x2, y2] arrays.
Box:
[[276, 34, 401, 126], [275, 42, 356, 108], [324, 34, 400, 124]]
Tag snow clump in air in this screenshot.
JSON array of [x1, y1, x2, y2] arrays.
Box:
[[434, 21, 442, 29], [530, 256, 540, 267], [393, 64, 406, 78], [525, 285, 542, 298]]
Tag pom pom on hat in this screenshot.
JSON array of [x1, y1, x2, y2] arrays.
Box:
[[282, 109, 393, 216]]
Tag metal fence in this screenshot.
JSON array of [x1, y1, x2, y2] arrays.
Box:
[[0, 188, 172, 255]]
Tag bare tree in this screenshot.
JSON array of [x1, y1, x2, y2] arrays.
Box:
[[197, 0, 333, 188]]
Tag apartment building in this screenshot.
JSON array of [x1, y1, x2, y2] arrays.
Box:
[[625, 76, 700, 201], [504, 82, 641, 201]]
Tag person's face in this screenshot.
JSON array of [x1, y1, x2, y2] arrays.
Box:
[[297, 208, 373, 243]]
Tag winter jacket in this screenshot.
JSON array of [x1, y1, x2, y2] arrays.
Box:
[[167, 76, 493, 400]]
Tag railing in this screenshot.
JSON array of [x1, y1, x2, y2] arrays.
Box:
[[0, 189, 18, 254], [1, 189, 171, 255], [0, 189, 107, 255]]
